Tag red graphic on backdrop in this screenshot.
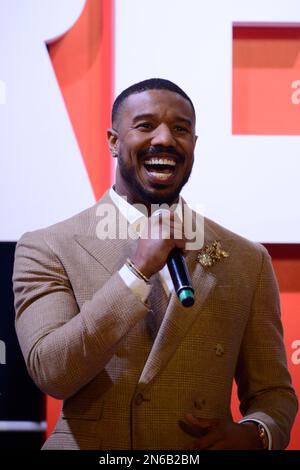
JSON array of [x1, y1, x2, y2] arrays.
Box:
[[233, 27, 300, 135], [48, 0, 114, 201]]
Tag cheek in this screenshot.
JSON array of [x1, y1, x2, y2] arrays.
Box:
[[180, 138, 195, 154], [126, 132, 149, 152], [183, 146, 195, 165], [118, 141, 135, 161]]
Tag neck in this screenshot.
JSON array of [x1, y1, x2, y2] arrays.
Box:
[[112, 185, 179, 216]]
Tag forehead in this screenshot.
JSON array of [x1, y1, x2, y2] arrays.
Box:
[[118, 89, 195, 124]]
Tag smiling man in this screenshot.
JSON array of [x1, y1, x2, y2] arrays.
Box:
[[13, 78, 297, 450]]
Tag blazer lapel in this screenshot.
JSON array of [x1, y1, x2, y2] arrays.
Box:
[[138, 250, 217, 386], [73, 190, 138, 274], [74, 234, 137, 275]]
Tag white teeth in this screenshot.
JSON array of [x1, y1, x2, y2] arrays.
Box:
[[148, 171, 173, 179], [144, 158, 176, 166]]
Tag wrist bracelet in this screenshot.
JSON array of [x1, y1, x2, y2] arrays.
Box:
[[126, 258, 151, 284]]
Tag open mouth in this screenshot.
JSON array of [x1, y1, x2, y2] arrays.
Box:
[[143, 157, 177, 182]]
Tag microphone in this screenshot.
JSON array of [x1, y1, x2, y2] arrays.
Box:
[[167, 248, 194, 308], [153, 209, 194, 308]]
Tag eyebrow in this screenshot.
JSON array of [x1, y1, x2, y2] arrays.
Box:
[[132, 113, 193, 127]]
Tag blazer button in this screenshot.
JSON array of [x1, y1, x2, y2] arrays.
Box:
[[134, 392, 150, 406], [194, 398, 206, 410], [135, 393, 144, 406]]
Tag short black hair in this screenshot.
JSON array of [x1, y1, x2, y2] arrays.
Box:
[[112, 78, 195, 126]]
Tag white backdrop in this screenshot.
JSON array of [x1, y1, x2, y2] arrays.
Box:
[[1, 0, 300, 242], [0, 0, 93, 241]]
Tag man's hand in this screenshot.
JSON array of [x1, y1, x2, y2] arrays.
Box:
[[131, 211, 186, 279], [181, 414, 263, 450]]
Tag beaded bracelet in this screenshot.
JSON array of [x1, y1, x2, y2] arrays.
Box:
[[126, 258, 150, 284]]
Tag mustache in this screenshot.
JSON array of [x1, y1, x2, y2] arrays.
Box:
[[138, 145, 184, 162]]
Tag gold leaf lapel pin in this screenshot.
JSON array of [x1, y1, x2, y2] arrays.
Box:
[[197, 241, 229, 267]]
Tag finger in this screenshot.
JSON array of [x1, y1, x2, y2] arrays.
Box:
[[167, 217, 183, 229], [167, 224, 183, 238], [149, 218, 165, 239], [178, 420, 209, 438], [184, 413, 218, 429], [172, 229, 184, 240], [192, 429, 223, 451], [174, 242, 186, 254]]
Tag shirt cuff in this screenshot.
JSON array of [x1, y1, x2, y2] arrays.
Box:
[[119, 264, 151, 304], [239, 418, 272, 450]]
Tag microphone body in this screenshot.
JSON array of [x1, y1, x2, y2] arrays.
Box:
[[167, 248, 194, 307]]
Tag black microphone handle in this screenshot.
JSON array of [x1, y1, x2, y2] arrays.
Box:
[[167, 248, 194, 307]]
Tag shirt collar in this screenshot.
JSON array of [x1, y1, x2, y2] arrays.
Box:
[[109, 187, 145, 225], [109, 187, 183, 233]]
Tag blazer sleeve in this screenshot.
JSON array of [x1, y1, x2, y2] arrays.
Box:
[[235, 245, 298, 449], [13, 231, 149, 400]]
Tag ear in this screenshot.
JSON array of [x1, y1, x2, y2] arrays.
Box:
[[107, 128, 119, 157]]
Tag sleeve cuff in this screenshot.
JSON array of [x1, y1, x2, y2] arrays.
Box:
[[239, 418, 272, 450], [119, 264, 151, 304]]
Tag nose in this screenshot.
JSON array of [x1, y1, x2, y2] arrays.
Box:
[[151, 124, 176, 147]]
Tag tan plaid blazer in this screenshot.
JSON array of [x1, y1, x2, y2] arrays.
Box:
[[13, 191, 298, 449]]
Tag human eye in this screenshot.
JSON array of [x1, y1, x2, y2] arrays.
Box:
[[136, 122, 153, 130], [174, 125, 189, 133]]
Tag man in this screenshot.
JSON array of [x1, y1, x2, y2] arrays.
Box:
[[13, 78, 297, 450]]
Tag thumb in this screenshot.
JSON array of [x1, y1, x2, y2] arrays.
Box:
[[184, 413, 217, 429]]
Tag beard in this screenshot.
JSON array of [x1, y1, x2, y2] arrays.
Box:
[[117, 152, 193, 206]]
